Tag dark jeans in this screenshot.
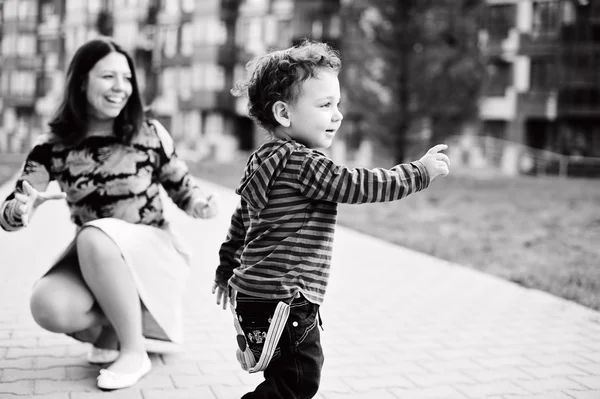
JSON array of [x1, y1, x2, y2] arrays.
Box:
[[235, 293, 324, 399]]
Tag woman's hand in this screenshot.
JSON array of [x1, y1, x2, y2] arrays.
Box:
[[13, 181, 67, 226], [191, 194, 219, 219]]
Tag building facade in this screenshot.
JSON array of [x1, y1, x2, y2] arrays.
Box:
[[479, 0, 600, 168], [0, 0, 343, 161]]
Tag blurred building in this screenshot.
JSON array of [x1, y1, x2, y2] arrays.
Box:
[[0, 0, 40, 153], [479, 0, 600, 164], [233, 0, 342, 155], [0, 0, 342, 160]]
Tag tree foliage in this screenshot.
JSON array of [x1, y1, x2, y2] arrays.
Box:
[[340, 0, 485, 162]]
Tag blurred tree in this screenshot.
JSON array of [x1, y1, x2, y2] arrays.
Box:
[[340, 0, 484, 162]]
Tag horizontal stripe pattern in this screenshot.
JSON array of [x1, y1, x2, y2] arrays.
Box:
[[217, 140, 430, 305], [0, 120, 204, 231]]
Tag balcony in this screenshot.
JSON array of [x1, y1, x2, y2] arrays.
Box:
[[479, 88, 517, 121], [557, 85, 600, 117], [518, 33, 560, 56], [517, 91, 556, 119]]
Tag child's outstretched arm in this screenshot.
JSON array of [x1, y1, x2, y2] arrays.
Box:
[[213, 199, 249, 309], [293, 144, 450, 204]]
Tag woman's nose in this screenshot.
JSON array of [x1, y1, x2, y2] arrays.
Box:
[[112, 76, 127, 91]]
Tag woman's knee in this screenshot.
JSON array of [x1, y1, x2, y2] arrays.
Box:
[[30, 286, 73, 332], [29, 273, 93, 333]]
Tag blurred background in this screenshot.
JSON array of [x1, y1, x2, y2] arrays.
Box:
[[0, 0, 599, 311]]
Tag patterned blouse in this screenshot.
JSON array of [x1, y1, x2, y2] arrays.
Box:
[[0, 120, 205, 231]]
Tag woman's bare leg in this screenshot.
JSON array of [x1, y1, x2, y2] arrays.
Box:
[[30, 266, 108, 336], [76, 226, 145, 373]]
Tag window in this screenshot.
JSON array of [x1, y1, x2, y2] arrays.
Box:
[[13, 71, 36, 96], [530, 57, 556, 92], [88, 0, 102, 14], [194, 19, 226, 45], [483, 4, 516, 40], [163, 26, 179, 57], [17, 34, 36, 56], [263, 15, 278, 46], [192, 63, 225, 91], [181, 23, 193, 55], [329, 15, 341, 38], [532, 0, 561, 38], [179, 67, 192, 100], [485, 60, 512, 96], [562, 51, 599, 85], [160, 67, 176, 97], [114, 22, 137, 50], [312, 20, 323, 40], [18, 0, 36, 20], [245, 18, 263, 53], [182, 0, 195, 14], [0, 71, 8, 95], [164, 0, 179, 15], [205, 113, 223, 136]]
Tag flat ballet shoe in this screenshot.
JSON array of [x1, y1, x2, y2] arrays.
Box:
[[87, 346, 120, 364], [97, 353, 152, 390]]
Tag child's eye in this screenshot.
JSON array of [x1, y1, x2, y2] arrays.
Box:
[[320, 102, 331, 108]]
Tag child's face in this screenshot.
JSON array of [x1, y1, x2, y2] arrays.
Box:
[[286, 68, 343, 149]]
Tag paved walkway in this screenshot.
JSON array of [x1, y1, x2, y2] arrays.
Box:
[[1, 178, 600, 399]]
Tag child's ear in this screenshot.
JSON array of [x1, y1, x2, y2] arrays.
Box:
[[272, 101, 291, 127]]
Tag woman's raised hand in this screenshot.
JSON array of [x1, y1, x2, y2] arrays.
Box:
[[13, 181, 67, 226], [192, 194, 219, 219]]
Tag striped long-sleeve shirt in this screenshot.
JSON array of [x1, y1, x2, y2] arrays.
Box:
[[216, 139, 431, 305], [0, 120, 205, 231]]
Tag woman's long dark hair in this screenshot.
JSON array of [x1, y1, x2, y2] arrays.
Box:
[[47, 37, 145, 145]]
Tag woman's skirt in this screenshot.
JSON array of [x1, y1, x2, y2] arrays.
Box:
[[43, 218, 192, 346]]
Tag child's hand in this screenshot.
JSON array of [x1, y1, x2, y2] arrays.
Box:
[[192, 194, 219, 219], [13, 181, 67, 226], [419, 144, 450, 181], [212, 281, 230, 310]]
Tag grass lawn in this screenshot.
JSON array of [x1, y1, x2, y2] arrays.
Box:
[[185, 157, 600, 312], [2, 154, 598, 311]]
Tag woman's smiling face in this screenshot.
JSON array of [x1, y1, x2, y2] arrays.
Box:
[[85, 52, 132, 121]]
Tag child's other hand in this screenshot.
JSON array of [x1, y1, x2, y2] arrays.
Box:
[[192, 194, 219, 219], [14, 181, 67, 226], [212, 281, 230, 310], [419, 144, 450, 181]]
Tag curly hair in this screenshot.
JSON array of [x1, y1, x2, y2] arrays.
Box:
[[231, 40, 342, 132]]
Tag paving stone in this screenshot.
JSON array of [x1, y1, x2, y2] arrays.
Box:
[[1, 179, 600, 398]]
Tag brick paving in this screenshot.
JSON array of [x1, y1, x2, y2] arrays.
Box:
[[1, 179, 600, 398]]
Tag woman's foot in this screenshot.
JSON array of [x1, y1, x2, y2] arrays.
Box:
[[87, 326, 120, 364], [97, 350, 151, 390]]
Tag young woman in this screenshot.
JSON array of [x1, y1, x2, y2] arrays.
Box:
[[0, 37, 218, 390]]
